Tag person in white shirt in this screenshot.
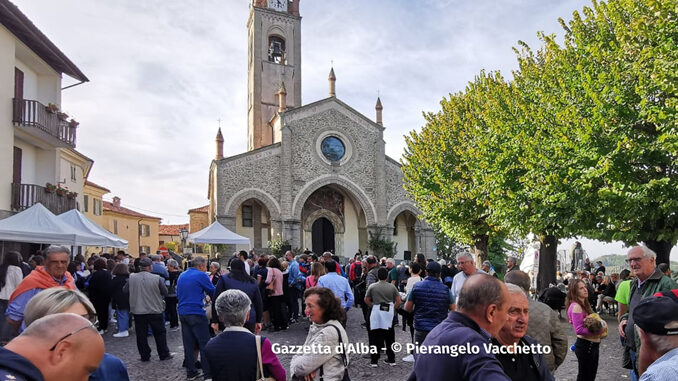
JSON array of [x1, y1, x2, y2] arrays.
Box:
[[404, 262, 423, 295], [238, 251, 251, 275], [0, 251, 25, 343], [451, 252, 486, 307]]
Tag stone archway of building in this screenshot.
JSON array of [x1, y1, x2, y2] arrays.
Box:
[[291, 175, 377, 226], [312, 218, 335, 254], [224, 188, 281, 220], [302, 208, 345, 257]]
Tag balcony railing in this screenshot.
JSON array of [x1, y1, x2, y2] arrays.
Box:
[[12, 98, 77, 147], [11, 183, 76, 215]]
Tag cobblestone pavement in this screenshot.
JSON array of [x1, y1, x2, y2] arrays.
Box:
[[104, 309, 629, 380]]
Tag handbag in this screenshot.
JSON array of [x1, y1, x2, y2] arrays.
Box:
[[319, 324, 350, 381], [255, 335, 276, 381]]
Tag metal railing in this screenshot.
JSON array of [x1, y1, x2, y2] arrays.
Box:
[[12, 98, 77, 147], [11, 183, 76, 215]]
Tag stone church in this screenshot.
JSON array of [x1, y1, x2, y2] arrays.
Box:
[[208, 0, 434, 259]]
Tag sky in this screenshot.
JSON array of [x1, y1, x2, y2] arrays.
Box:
[[10, 0, 678, 261]]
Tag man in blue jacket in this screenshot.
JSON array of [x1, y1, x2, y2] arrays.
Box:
[[409, 274, 512, 381], [404, 261, 455, 345], [285, 251, 304, 323], [177, 256, 216, 380]]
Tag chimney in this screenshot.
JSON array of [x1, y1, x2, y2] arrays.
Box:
[[277, 82, 287, 112], [328, 67, 336, 97], [375, 97, 383, 126], [216, 128, 224, 160], [113, 196, 121, 207]]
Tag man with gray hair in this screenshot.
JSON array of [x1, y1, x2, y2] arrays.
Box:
[[504, 270, 567, 372], [151, 254, 169, 280], [0, 313, 104, 381], [124, 257, 172, 362], [506, 256, 518, 273], [205, 289, 286, 381], [619, 246, 677, 379], [491, 283, 553, 380], [450, 252, 486, 307], [6, 245, 76, 333], [177, 256, 215, 380]]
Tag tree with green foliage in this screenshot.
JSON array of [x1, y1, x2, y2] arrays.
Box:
[[545, 0, 678, 264], [402, 81, 500, 265], [403, 0, 678, 289]]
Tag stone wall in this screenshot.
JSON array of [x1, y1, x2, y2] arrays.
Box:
[[215, 144, 282, 218]]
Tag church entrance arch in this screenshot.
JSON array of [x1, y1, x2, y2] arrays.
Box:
[[312, 218, 335, 254], [301, 185, 364, 258]]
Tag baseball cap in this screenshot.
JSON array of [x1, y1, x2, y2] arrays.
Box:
[[426, 261, 441, 273], [139, 257, 152, 268], [633, 293, 678, 335]]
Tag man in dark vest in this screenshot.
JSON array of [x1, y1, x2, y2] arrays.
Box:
[[404, 261, 454, 345]]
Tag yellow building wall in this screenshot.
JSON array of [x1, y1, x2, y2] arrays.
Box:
[[82, 184, 107, 226], [101, 212, 160, 257]]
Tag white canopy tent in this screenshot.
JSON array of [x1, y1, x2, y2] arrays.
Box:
[[57, 209, 128, 248], [187, 221, 251, 247], [0, 203, 103, 246]]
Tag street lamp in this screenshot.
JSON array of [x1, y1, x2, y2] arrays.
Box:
[[179, 227, 188, 254]]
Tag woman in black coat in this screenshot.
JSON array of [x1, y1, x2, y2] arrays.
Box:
[[211, 259, 263, 333], [88, 258, 113, 333]]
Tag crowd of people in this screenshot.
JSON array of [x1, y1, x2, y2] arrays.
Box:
[[0, 244, 677, 381]]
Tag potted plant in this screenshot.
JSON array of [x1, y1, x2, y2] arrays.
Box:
[[45, 183, 56, 193], [67, 191, 78, 199], [57, 112, 69, 121], [69, 119, 79, 128], [45, 103, 59, 114], [55, 185, 67, 197]]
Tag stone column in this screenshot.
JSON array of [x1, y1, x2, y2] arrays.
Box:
[[282, 219, 301, 252]]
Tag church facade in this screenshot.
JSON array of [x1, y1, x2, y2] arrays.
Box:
[[208, 0, 434, 259]]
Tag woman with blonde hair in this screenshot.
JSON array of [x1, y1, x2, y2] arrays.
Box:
[[305, 262, 326, 289]]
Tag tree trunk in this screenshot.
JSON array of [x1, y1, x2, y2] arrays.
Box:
[[537, 233, 558, 292], [643, 239, 673, 265], [472, 234, 489, 268]]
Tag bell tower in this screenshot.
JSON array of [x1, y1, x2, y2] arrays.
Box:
[[247, 0, 302, 151]]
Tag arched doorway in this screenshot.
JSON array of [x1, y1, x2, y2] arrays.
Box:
[[312, 217, 335, 254], [392, 210, 417, 259]]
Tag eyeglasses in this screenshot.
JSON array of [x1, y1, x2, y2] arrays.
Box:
[[49, 321, 97, 351], [625, 257, 645, 264]]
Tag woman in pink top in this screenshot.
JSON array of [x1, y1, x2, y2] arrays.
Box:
[[305, 262, 326, 289], [265, 257, 287, 331], [566, 279, 602, 381]]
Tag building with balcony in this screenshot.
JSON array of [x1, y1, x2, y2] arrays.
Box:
[[103, 196, 161, 257], [0, 0, 91, 219]]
